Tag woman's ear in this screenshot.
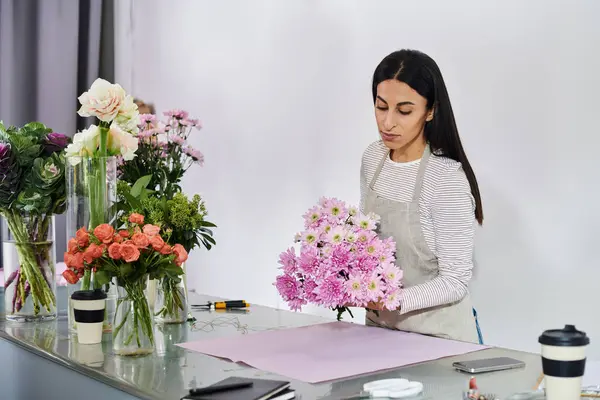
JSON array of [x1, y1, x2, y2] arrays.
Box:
[[426, 107, 435, 122]]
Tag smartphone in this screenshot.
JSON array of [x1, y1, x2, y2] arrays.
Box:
[[452, 357, 525, 374]]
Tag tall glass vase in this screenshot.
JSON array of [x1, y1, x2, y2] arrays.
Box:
[[2, 213, 57, 322], [113, 276, 154, 356], [66, 155, 117, 332]]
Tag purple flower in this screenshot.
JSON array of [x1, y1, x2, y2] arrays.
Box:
[[43, 132, 71, 155]]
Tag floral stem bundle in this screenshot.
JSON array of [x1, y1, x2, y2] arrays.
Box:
[[4, 211, 54, 315], [275, 197, 403, 321]]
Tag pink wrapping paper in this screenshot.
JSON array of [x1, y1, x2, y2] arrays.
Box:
[[177, 321, 489, 383]]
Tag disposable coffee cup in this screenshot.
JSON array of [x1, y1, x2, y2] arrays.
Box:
[[539, 324, 589, 400], [71, 290, 107, 345]]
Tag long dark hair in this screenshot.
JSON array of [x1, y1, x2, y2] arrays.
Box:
[[372, 49, 483, 225]]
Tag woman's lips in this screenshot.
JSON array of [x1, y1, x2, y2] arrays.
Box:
[[381, 132, 400, 141]]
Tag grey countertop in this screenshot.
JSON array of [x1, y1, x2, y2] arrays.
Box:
[[0, 290, 543, 399]]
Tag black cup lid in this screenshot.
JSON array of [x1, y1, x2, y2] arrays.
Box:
[[71, 289, 107, 301], [539, 325, 590, 347]]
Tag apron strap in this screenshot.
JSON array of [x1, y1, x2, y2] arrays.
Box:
[[411, 144, 431, 202], [368, 150, 388, 190]]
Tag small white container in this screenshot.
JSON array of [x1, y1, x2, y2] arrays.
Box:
[[71, 289, 107, 345]]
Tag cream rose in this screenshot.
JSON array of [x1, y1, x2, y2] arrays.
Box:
[[108, 123, 138, 161], [115, 95, 140, 134], [65, 125, 101, 164], [77, 78, 127, 122]]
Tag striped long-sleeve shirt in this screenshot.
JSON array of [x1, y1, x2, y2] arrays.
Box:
[[359, 140, 476, 314]]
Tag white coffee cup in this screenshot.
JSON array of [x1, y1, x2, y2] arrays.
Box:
[[539, 324, 589, 400], [71, 289, 107, 345]]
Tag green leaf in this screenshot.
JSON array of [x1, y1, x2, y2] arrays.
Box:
[[130, 175, 152, 198], [122, 190, 142, 210], [200, 220, 217, 228], [94, 270, 111, 286], [202, 234, 216, 245]]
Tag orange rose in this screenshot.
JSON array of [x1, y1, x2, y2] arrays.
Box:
[[62, 269, 79, 285], [142, 224, 160, 236], [131, 233, 150, 248], [172, 244, 189, 266], [118, 230, 130, 238], [120, 242, 141, 262], [108, 243, 122, 260], [67, 238, 79, 254], [159, 244, 172, 255], [76, 227, 89, 247], [93, 224, 115, 244], [113, 234, 123, 243], [149, 235, 165, 251], [83, 243, 103, 263], [128, 213, 145, 225], [72, 252, 85, 270]]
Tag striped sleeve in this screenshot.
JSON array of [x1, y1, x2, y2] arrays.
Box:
[[399, 165, 475, 314]]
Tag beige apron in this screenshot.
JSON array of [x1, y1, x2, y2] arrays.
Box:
[[364, 144, 479, 343]]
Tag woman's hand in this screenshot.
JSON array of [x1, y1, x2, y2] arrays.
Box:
[[344, 301, 388, 311], [366, 301, 386, 311]]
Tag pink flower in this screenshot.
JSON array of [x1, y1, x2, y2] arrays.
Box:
[[330, 245, 352, 271], [170, 135, 186, 145], [300, 229, 319, 246], [315, 275, 344, 308], [380, 262, 402, 287], [185, 146, 204, 165], [302, 206, 322, 229], [303, 278, 319, 303], [278, 248, 298, 275], [383, 288, 402, 311], [326, 226, 347, 244], [365, 273, 384, 302], [346, 275, 366, 305], [163, 109, 189, 119], [298, 246, 319, 275], [275, 274, 301, 302]]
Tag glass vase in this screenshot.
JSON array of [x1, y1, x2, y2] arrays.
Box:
[[113, 276, 154, 356], [65, 155, 117, 331], [2, 213, 57, 322], [154, 276, 188, 324]]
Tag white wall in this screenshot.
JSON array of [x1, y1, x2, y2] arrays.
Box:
[[115, 0, 600, 356]]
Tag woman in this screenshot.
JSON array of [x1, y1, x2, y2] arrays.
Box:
[[356, 49, 483, 343]]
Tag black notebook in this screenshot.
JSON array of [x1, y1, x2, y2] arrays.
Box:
[[190, 377, 291, 400]]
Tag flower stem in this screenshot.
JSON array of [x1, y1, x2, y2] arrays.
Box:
[[3, 211, 55, 317]]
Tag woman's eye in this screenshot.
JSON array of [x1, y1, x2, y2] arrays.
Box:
[[376, 106, 388, 111], [398, 110, 412, 115]]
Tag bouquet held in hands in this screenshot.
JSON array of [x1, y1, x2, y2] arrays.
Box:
[[275, 197, 403, 321]]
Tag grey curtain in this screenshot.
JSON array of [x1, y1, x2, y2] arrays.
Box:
[[0, 0, 115, 262]]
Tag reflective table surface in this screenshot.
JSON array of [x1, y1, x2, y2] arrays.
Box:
[[0, 290, 543, 399]]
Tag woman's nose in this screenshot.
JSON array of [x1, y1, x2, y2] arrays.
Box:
[[383, 112, 396, 130]]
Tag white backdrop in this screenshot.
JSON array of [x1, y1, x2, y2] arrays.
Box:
[[115, 0, 600, 356]]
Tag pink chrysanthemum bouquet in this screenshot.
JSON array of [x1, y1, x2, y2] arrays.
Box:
[[275, 197, 403, 321]]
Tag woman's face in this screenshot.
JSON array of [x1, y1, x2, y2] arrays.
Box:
[[375, 79, 433, 152]]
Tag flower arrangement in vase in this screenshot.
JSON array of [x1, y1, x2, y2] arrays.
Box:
[[64, 78, 140, 330], [116, 109, 215, 324], [63, 213, 187, 355], [275, 197, 403, 321], [0, 122, 70, 321]]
